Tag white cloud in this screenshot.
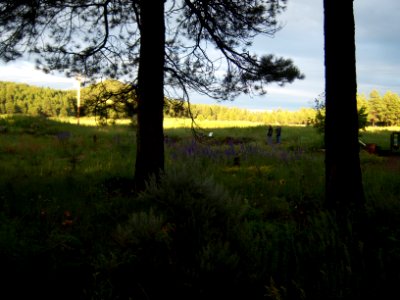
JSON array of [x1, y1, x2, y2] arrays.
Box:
[[0, 61, 76, 89]]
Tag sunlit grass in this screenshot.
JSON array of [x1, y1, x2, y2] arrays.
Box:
[[365, 125, 400, 132], [51, 116, 133, 126], [164, 117, 265, 128], [53, 116, 266, 128]]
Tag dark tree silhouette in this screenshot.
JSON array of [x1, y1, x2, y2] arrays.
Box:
[[323, 1, 365, 221], [0, 1, 304, 190], [134, 0, 166, 190]]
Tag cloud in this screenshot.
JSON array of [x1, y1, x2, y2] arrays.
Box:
[[355, 0, 400, 43], [0, 61, 76, 89]]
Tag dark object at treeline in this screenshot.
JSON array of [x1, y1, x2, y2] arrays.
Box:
[[359, 131, 400, 156]]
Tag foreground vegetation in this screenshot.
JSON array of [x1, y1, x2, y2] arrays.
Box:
[[1, 115, 400, 299]]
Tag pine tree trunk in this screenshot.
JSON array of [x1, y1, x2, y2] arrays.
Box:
[[134, 0, 165, 190], [324, 5, 367, 298], [323, 0, 365, 218]]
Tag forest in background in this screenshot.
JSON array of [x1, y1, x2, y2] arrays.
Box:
[[0, 80, 399, 126]]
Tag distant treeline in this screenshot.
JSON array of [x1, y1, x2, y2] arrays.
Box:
[[0, 81, 399, 125], [358, 90, 400, 126], [0, 80, 316, 124], [181, 104, 316, 125], [0, 81, 76, 117]]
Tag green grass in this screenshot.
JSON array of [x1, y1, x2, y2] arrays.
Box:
[[1, 115, 400, 299]]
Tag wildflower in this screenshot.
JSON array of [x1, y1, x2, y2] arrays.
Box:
[[56, 131, 71, 141], [62, 210, 73, 227]]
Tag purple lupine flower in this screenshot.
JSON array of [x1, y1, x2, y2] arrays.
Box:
[[56, 131, 71, 141]]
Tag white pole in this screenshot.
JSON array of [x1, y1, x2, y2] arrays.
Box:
[[76, 75, 81, 125]]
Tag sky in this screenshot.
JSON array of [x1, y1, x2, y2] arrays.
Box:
[[0, 0, 399, 112]]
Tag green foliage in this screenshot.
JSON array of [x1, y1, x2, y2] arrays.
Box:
[[358, 105, 368, 131], [164, 98, 188, 117], [190, 103, 317, 125], [0, 80, 319, 125], [5, 80, 400, 128], [82, 79, 138, 124], [92, 166, 249, 298], [137, 165, 246, 265], [312, 94, 369, 135], [0, 119, 400, 299], [0, 81, 75, 116], [242, 54, 305, 86], [311, 95, 326, 134]]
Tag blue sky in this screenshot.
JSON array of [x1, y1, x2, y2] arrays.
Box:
[[0, 0, 399, 111]]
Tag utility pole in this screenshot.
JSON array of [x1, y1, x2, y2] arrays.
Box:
[[76, 75, 82, 125]]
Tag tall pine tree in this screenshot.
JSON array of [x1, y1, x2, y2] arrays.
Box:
[[323, 0, 365, 226]]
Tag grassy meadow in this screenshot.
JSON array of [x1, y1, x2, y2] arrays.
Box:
[[1, 115, 400, 299]]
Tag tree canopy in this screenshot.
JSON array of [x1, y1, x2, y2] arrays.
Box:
[[0, 1, 303, 100]]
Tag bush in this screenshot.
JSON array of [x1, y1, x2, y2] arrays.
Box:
[[103, 165, 248, 298]]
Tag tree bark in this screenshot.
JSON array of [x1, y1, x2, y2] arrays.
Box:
[[323, 0, 365, 218], [134, 0, 166, 191]]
